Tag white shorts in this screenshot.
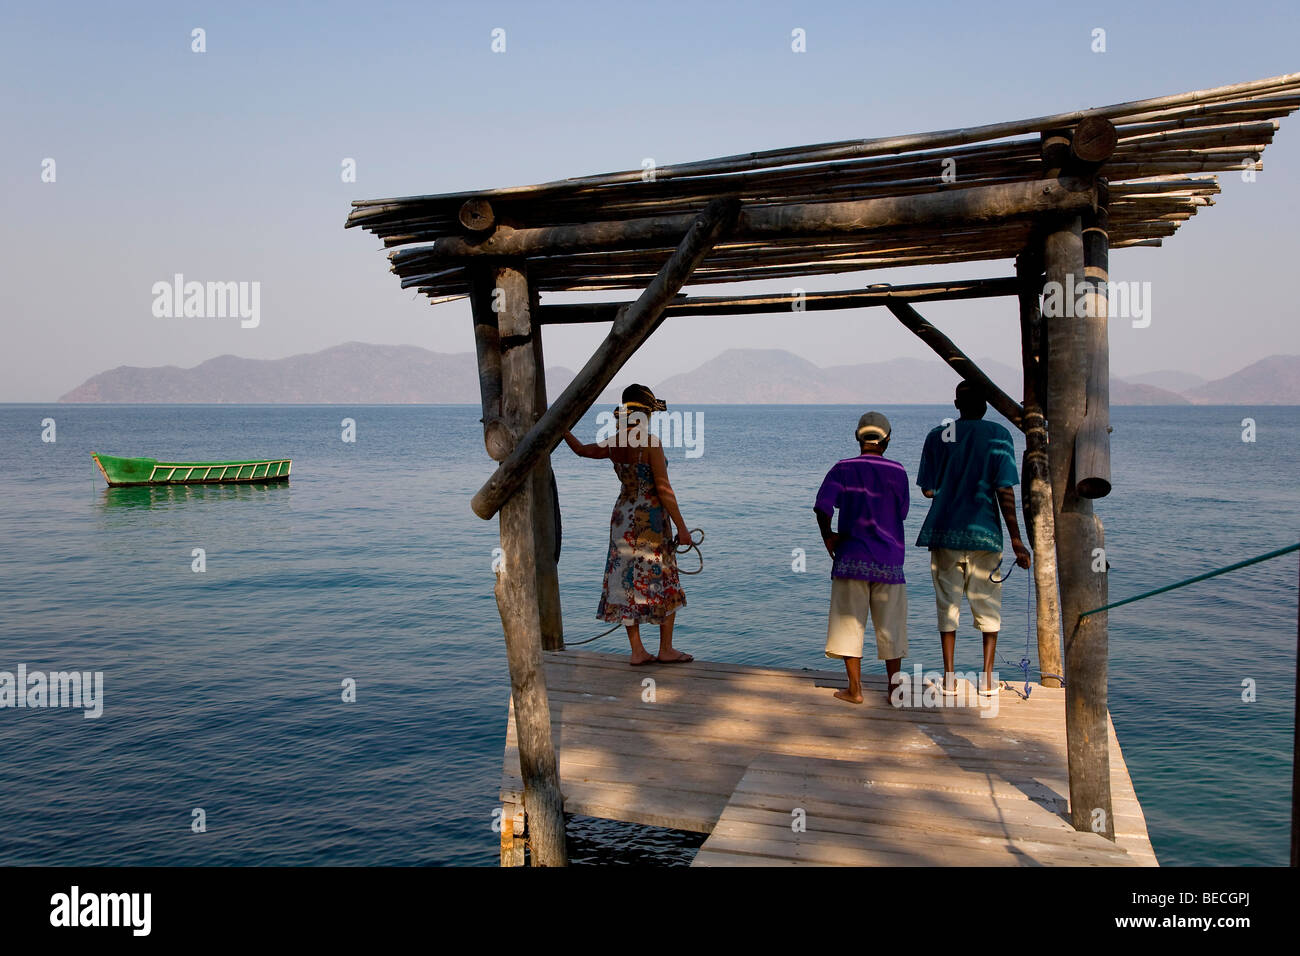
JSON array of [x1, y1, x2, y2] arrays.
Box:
[[929, 548, 1003, 632], [825, 577, 908, 661]]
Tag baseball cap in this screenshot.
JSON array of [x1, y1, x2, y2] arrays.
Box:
[[855, 411, 891, 442]]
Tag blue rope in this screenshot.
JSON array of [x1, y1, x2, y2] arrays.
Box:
[[1018, 572, 1033, 699], [989, 558, 1064, 699]]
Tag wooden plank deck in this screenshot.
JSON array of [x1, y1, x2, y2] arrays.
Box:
[[500, 649, 1157, 866]]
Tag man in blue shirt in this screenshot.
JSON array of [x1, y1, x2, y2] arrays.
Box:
[[916, 381, 1030, 697]]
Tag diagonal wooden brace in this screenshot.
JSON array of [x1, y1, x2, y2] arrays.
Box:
[[886, 301, 1025, 429]]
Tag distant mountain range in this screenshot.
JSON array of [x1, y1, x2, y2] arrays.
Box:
[[58, 342, 1297, 405]]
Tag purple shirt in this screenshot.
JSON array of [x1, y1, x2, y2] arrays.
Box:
[[815, 454, 910, 583]]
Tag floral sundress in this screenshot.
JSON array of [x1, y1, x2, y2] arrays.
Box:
[[596, 460, 686, 624]]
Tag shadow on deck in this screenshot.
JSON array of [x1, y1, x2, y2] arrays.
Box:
[[500, 649, 1157, 866]]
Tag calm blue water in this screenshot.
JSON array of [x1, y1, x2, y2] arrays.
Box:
[[0, 404, 1295, 866]]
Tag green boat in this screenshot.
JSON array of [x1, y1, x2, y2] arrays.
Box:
[[92, 453, 292, 487]]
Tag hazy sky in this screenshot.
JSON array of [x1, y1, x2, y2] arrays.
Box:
[[3, 0, 1297, 402]]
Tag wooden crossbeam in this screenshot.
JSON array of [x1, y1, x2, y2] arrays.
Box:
[[885, 301, 1025, 428], [396, 178, 1095, 264], [470, 197, 740, 520], [536, 277, 1021, 325]]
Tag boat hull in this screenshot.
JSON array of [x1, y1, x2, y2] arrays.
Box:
[[92, 453, 292, 487]]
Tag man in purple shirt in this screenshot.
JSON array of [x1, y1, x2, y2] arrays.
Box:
[[814, 411, 910, 705]]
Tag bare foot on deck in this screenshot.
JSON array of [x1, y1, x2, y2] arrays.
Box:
[[833, 688, 863, 704], [629, 650, 657, 666], [656, 649, 693, 663]]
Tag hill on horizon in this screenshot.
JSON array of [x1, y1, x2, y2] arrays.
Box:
[[57, 342, 1294, 405]]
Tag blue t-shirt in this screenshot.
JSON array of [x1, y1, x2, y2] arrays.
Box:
[[915, 418, 1018, 553], [814, 454, 910, 583]]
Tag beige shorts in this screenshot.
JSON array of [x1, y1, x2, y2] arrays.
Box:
[[825, 577, 908, 661], [930, 548, 1003, 632]]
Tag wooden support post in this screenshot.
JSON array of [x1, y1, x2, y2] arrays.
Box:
[[499, 801, 525, 867], [1293, 555, 1299, 868], [884, 301, 1024, 428], [1016, 251, 1064, 689], [529, 292, 564, 651], [1076, 181, 1113, 498], [490, 262, 568, 866], [1042, 216, 1114, 839], [471, 197, 739, 520], [468, 272, 512, 461]]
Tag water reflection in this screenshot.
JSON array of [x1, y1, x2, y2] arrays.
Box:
[[99, 481, 291, 509]]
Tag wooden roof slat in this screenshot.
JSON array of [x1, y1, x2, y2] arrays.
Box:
[[349, 73, 1300, 299], [349, 71, 1300, 212]]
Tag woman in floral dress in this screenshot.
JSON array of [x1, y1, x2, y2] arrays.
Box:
[[562, 384, 692, 665]]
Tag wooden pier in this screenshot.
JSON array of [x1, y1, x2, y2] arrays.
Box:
[[352, 72, 1300, 865], [501, 650, 1157, 866]]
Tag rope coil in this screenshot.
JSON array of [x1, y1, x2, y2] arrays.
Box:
[[674, 527, 705, 575], [568, 527, 704, 646]]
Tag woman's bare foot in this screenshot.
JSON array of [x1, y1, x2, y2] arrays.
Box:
[[833, 688, 863, 704], [656, 649, 693, 663], [626, 623, 656, 665]]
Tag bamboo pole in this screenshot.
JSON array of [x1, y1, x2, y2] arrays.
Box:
[[348, 72, 1300, 215], [1016, 251, 1064, 689], [1076, 181, 1113, 499], [884, 301, 1024, 428], [490, 263, 567, 866], [1042, 215, 1113, 839], [365, 125, 1260, 249], [471, 197, 739, 521], [350, 80, 1300, 302]]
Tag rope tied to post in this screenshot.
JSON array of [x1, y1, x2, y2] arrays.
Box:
[[989, 556, 1063, 698]]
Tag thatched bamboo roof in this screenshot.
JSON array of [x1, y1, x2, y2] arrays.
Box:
[[346, 72, 1299, 301]]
